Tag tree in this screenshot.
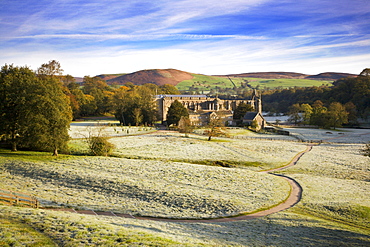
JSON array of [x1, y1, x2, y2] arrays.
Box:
[[0, 62, 72, 155], [112, 85, 157, 126], [204, 116, 227, 141], [159, 84, 180, 95], [135, 86, 157, 125], [166, 100, 189, 126], [344, 102, 358, 125], [359, 68, 370, 77], [0, 65, 40, 151], [82, 76, 112, 115], [288, 103, 302, 125], [326, 102, 348, 129], [249, 120, 259, 131], [37, 60, 63, 76], [310, 100, 327, 127], [133, 108, 143, 126], [233, 102, 254, 125], [178, 116, 193, 137], [32, 61, 72, 156], [301, 103, 313, 125]]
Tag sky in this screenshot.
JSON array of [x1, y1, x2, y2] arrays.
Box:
[[1, 0, 369, 77]]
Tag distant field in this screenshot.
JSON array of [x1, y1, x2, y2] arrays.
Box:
[[176, 74, 333, 91], [245, 77, 333, 89], [176, 74, 244, 91]]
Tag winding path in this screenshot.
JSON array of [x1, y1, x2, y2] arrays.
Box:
[[48, 144, 315, 222]]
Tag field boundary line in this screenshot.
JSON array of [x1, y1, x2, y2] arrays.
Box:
[[0, 189, 39, 208]]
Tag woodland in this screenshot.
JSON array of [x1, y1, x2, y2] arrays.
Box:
[[0, 61, 369, 155]]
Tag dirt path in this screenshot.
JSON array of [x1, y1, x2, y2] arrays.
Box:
[[47, 144, 314, 222]]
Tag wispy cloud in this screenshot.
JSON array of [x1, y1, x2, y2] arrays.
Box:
[[0, 0, 369, 76]]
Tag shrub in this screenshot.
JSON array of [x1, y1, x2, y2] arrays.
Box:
[[88, 136, 115, 156]]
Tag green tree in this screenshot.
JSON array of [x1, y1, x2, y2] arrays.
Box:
[[133, 108, 143, 126], [326, 102, 348, 129], [159, 84, 180, 95], [344, 102, 358, 125], [166, 100, 189, 126], [0, 65, 40, 151], [135, 86, 157, 125], [249, 119, 259, 131], [112, 86, 130, 125], [80, 94, 97, 116], [112, 85, 157, 126], [233, 102, 254, 124], [82, 76, 111, 115], [288, 103, 302, 125], [32, 61, 72, 156], [359, 68, 370, 77], [0, 61, 71, 155], [37, 60, 64, 76], [301, 103, 313, 125], [310, 100, 327, 127]]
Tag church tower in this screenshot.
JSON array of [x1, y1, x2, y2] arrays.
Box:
[[251, 89, 262, 114]]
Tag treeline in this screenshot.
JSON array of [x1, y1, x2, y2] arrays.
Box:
[[0, 61, 180, 154], [262, 69, 370, 120], [286, 101, 353, 129], [63, 76, 179, 124]]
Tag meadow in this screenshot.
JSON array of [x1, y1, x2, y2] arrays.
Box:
[[176, 74, 333, 91], [0, 124, 369, 246]]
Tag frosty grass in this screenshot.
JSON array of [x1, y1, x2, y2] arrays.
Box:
[[0, 124, 369, 246]]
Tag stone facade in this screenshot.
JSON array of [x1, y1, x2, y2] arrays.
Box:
[[156, 90, 264, 126]]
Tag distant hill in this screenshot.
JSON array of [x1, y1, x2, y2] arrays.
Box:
[[305, 72, 357, 80], [103, 69, 194, 86], [219, 72, 308, 79], [95, 69, 357, 90], [96, 73, 126, 81], [219, 72, 356, 80]]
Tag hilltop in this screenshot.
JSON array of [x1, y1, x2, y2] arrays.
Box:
[[102, 69, 194, 86], [218, 72, 357, 80], [93, 69, 357, 90]]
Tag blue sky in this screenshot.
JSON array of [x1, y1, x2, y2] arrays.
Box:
[[1, 0, 369, 76]]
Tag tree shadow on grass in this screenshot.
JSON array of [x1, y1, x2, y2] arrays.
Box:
[[113, 213, 370, 246]]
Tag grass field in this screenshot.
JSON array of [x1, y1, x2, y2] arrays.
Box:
[[0, 125, 369, 246], [278, 143, 370, 230], [176, 74, 333, 91]]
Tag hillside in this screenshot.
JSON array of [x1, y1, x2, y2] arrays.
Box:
[[219, 72, 308, 79], [305, 72, 357, 80], [96, 69, 357, 90], [219, 72, 356, 80], [105, 69, 194, 86]]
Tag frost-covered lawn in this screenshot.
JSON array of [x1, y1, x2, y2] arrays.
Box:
[[1, 206, 369, 246], [284, 127, 370, 143], [110, 131, 306, 170], [280, 143, 370, 229], [69, 121, 156, 139], [1, 125, 369, 246], [0, 216, 57, 246], [0, 156, 289, 219]]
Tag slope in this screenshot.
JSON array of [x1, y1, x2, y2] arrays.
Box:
[[106, 69, 194, 86]]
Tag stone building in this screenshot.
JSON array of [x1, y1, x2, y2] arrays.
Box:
[[156, 90, 265, 127]]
